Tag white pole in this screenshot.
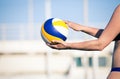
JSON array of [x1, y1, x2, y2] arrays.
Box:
[[28, 0, 34, 40], [45, 0, 52, 19], [83, 0, 89, 79], [83, 1, 98, 79], [83, 0, 89, 39], [93, 52, 99, 79], [83, 0, 88, 24], [45, 0, 52, 79], [83, 53, 88, 79]]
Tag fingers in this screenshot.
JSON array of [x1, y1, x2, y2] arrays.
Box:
[[64, 20, 76, 29], [64, 20, 69, 24], [47, 43, 58, 49], [47, 43, 63, 50], [46, 40, 67, 50], [64, 20, 74, 30], [51, 40, 64, 44], [63, 20, 71, 26], [64, 20, 81, 31], [46, 40, 61, 49]]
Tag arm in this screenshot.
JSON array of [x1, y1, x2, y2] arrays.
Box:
[[95, 29, 120, 41], [66, 21, 120, 41], [65, 21, 99, 37], [48, 4, 120, 51], [67, 4, 120, 51]]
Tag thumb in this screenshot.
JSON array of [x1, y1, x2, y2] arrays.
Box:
[[51, 40, 63, 44], [63, 20, 69, 24]]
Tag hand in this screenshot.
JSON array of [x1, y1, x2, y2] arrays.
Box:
[[64, 20, 83, 31], [47, 40, 69, 50]]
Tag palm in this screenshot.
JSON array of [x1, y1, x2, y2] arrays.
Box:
[[64, 21, 81, 31]]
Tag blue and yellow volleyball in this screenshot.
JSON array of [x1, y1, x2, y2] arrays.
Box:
[[41, 18, 69, 43]]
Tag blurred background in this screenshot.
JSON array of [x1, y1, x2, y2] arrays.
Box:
[[0, 0, 119, 79]]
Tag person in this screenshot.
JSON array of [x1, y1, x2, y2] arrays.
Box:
[[47, 4, 120, 79]]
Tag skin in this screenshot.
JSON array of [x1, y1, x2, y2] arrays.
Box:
[[47, 4, 120, 79], [48, 4, 120, 51], [107, 40, 120, 79]]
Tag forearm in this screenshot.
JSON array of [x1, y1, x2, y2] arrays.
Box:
[[81, 25, 100, 37], [67, 39, 102, 51], [80, 25, 120, 40], [66, 21, 100, 37]]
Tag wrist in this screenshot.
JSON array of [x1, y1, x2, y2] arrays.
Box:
[[66, 43, 72, 49], [80, 25, 86, 32]]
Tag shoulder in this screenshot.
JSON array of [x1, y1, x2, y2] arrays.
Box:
[[116, 4, 120, 11], [118, 4, 120, 7]]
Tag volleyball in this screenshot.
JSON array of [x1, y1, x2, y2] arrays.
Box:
[[41, 18, 69, 43]]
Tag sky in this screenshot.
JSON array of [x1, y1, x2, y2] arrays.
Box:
[[0, 0, 119, 40]]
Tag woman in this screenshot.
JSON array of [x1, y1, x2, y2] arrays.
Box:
[[48, 4, 120, 79]]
